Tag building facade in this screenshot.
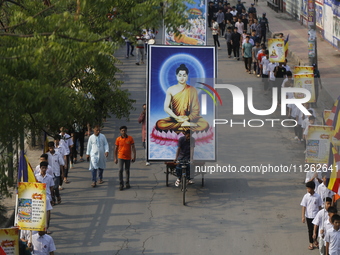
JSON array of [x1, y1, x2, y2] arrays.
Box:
[[284, 0, 340, 49]]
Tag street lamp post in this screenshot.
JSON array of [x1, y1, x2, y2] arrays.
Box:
[[307, 0, 318, 66]]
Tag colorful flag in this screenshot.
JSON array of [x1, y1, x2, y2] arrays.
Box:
[[18, 151, 36, 183], [325, 96, 340, 127], [284, 34, 289, 57], [332, 101, 340, 141], [326, 144, 340, 194]]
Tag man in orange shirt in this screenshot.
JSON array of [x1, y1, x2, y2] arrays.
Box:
[[114, 126, 136, 190]]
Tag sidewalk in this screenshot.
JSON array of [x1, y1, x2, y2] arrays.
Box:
[[254, 0, 340, 106]]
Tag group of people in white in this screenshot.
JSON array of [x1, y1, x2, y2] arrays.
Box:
[[301, 173, 340, 254], [19, 127, 78, 254]]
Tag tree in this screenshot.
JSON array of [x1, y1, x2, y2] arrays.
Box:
[[0, 0, 188, 196]]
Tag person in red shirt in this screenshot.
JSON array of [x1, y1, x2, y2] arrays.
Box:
[[114, 126, 136, 190], [257, 44, 267, 77]]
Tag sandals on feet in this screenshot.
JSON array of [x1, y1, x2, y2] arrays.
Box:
[[175, 179, 180, 187], [308, 244, 314, 250]]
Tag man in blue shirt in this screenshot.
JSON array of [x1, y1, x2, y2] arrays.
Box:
[[259, 13, 269, 43], [242, 36, 253, 73]]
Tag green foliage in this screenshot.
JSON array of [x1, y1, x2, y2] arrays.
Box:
[[0, 0, 188, 196]]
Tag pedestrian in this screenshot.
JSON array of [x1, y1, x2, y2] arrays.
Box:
[[250, 30, 260, 44], [281, 72, 294, 116], [224, 8, 233, 24], [54, 135, 67, 187], [250, 18, 262, 38], [230, 6, 237, 17], [312, 63, 321, 107], [35, 161, 54, 233], [224, 26, 233, 58], [252, 41, 261, 75], [211, 18, 221, 49], [235, 17, 244, 35], [283, 58, 291, 72], [174, 130, 195, 187], [292, 106, 304, 142], [317, 174, 335, 207], [231, 27, 241, 60], [59, 127, 73, 184], [242, 36, 253, 73], [259, 13, 269, 44], [207, 1, 216, 28], [122, 35, 134, 58], [325, 214, 340, 254], [240, 9, 249, 32], [135, 36, 145, 65], [268, 60, 277, 94], [216, 8, 225, 36], [19, 237, 32, 255], [34, 154, 53, 177], [71, 121, 85, 164], [114, 126, 136, 191], [273, 62, 287, 103], [235, 0, 245, 16], [301, 181, 323, 250], [260, 50, 270, 94], [302, 115, 316, 150], [47, 141, 64, 205], [138, 104, 150, 166], [321, 207, 338, 252], [86, 125, 109, 187], [248, 3, 257, 17], [312, 197, 333, 255], [242, 32, 254, 45], [30, 231, 56, 255]]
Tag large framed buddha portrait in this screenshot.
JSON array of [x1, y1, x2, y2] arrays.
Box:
[[147, 45, 216, 161]]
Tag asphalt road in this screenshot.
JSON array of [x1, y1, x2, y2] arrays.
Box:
[[49, 39, 315, 255]]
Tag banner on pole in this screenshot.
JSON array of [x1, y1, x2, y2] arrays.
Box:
[[17, 182, 46, 231], [0, 228, 19, 255], [164, 0, 207, 45], [293, 73, 316, 103], [294, 66, 313, 75], [268, 38, 285, 62], [305, 125, 333, 163]]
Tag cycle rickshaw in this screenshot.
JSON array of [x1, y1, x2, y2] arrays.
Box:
[[165, 160, 205, 205]]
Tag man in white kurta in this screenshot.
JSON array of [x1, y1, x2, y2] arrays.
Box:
[[86, 126, 109, 187]]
